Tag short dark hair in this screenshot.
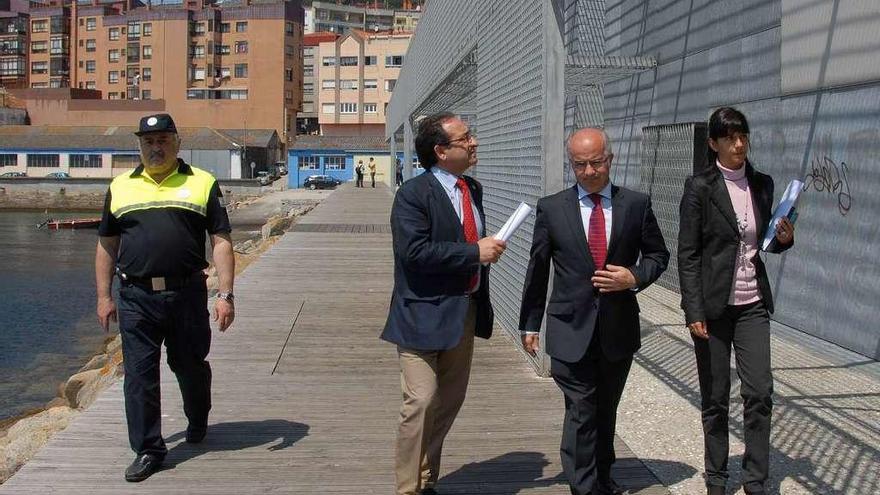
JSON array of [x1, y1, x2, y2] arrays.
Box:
[[708, 107, 750, 164], [415, 112, 455, 170]]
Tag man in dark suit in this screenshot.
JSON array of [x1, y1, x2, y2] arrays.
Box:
[[519, 128, 669, 495], [382, 112, 507, 495]]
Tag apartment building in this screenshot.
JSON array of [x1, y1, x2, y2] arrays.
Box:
[[317, 28, 410, 136], [17, 0, 303, 140], [307, 1, 420, 35], [0, 0, 29, 89], [296, 31, 336, 135]]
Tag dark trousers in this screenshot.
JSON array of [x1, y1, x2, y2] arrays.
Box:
[[117, 280, 212, 457], [693, 300, 772, 493], [356, 174, 363, 187], [551, 344, 633, 495], [371, 172, 376, 187]]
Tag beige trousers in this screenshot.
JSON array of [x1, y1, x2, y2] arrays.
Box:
[[394, 301, 476, 495]]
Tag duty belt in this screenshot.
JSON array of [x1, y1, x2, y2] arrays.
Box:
[[116, 268, 206, 292]]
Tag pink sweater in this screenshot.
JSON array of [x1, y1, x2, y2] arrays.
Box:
[[717, 161, 761, 306]]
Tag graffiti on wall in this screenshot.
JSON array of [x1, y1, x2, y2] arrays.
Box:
[[803, 155, 852, 216]]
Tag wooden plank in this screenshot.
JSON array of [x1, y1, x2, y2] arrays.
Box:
[[0, 183, 667, 494]]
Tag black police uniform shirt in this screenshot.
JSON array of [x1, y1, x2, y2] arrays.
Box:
[[98, 159, 232, 278]]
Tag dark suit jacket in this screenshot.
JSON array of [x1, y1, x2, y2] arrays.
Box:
[[519, 185, 669, 363], [381, 170, 494, 351], [677, 162, 793, 325]]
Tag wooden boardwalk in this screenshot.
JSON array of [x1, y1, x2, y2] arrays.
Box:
[[0, 183, 667, 494]]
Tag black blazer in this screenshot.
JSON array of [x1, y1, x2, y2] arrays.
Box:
[[381, 171, 494, 351], [677, 162, 793, 325], [519, 185, 669, 363]]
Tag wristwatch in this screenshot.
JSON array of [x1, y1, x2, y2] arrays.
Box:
[[217, 292, 235, 303]]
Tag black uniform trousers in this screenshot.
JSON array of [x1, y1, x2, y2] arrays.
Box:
[[551, 333, 633, 495], [693, 300, 773, 493], [117, 278, 212, 457]]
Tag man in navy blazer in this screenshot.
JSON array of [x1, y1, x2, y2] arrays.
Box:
[[382, 112, 507, 495], [519, 128, 669, 495]]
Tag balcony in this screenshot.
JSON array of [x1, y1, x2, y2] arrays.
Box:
[[0, 46, 25, 56]]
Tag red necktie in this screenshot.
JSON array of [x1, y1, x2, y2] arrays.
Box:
[[457, 178, 479, 291], [588, 193, 607, 270]]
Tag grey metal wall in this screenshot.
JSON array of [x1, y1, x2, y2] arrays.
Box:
[[604, 0, 880, 359], [179, 150, 231, 179]]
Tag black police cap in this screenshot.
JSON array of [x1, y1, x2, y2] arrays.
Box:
[[135, 113, 178, 136]]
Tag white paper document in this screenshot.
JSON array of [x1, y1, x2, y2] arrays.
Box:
[[494, 202, 533, 242], [761, 179, 803, 251]]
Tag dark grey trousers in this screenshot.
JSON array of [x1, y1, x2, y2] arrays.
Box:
[[693, 300, 772, 493]]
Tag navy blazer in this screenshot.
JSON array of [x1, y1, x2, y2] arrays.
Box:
[[677, 162, 793, 325], [518, 185, 669, 363], [381, 171, 494, 351]]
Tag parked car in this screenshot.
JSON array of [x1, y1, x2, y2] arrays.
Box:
[[0, 171, 26, 178], [274, 162, 288, 176], [303, 175, 342, 190], [45, 171, 71, 179], [256, 171, 273, 186]]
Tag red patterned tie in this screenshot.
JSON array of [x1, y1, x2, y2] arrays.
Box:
[[457, 178, 479, 291], [588, 193, 607, 270]]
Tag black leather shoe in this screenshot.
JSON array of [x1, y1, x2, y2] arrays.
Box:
[[596, 477, 624, 495], [185, 425, 207, 443], [707, 486, 725, 495], [124, 454, 162, 482], [421, 488, 439, 495]]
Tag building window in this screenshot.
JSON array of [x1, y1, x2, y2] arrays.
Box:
[[142, 89, 151, 100], [1, 59, 23, 77], [235, 21, 247, 33], [69, 154, 102, 168], [0, 154, 17, 167], [31, 41, 47, 54], [32, 20, 47, 33], [285, 22, 295, 35], [286, 44, 295, 56], [27, 154, 60, 168], [49, 58, 69, 76], [364, 103, 377, 114], [49, 37, 66, 55], [234, 41, 247, 54], [193, 67, 205, 80], [303, 66, 314, 77], [192, 45, 205, 58], [321, 79, 335, 89], [339, 79, 357, 90], [86, 18, 96, 31], [299, 156, 319, 170], [112, 154, 140, 168], [285, 68, 293, 82], [108, 71, 119, 83], [234, 63, 248, 78], [322, 56, 335, 67], [86, 81, 96, 89], [219, 22, 230, 33], [109, 27, 120, 41], [127, 22, 140, 40], [340, 56, 358, 67], [109, 49, 120, 62], [363, 79, 378, 89], [85, 60, 95, 73], [192, 22, 206, 36], [385, 79, 396, 91], [142, 45, 152, 59], [219, 66, 230, 78], [83, 39, 96, 52], [303, 82, 313, 94], [220, 89, 247, 99], [31, 82, 49, 88], [339, 102, 357, 114], [143, 23, 152, 37], [321, 103, 334, 114], [31, 61, 48, 74], [364, 55, 377, 66], [108, 92, 119, 99], [142, 67, 151, 81], [217, 44, 230, 55], [325, 156, 345, 170], [385, 55, 404, 67], [285, 90, 293, 101]]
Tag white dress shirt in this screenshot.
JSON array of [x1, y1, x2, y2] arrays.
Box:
[[432, 166, 484, 292]]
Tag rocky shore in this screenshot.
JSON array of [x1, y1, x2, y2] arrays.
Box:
[[0, 191, 321, 483]]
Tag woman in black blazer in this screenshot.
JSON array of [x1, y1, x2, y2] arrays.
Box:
[[678, 107, 795, 495]]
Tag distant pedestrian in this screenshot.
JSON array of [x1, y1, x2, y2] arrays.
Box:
[[395, 158, 403, 186], [355, 160, 364, 187], [368, 157, 377, 187], [678, 107, 795, 495], [95, 113, 236, 483]]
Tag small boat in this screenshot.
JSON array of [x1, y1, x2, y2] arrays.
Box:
[[44, 218, 101, 230]]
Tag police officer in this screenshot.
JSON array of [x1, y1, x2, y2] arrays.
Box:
[[95, 113, 236, 482]]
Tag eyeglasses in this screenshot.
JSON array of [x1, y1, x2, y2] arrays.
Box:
[[571, 155, 611, 170], [445, 132, 475, 146]]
